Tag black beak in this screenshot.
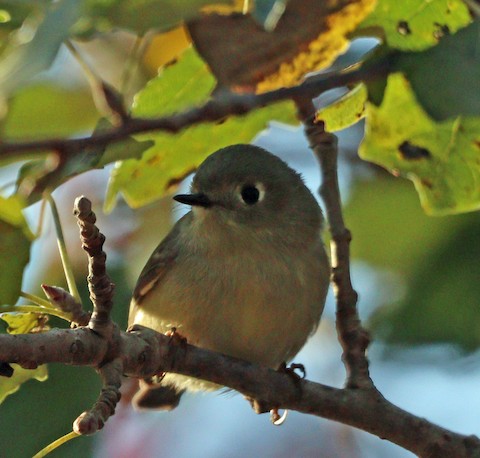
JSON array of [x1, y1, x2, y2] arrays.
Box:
[[173, 192, 212, 208]]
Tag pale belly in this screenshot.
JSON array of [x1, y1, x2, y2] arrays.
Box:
[[131, 246, 329, 374]]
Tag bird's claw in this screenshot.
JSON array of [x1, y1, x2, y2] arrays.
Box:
[[278, 361, 306, 380], [166, 327, 187, 346], [270, 408, 288, 426]]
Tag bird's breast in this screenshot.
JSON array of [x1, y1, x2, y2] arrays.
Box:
[[132, 235, 328, 369]]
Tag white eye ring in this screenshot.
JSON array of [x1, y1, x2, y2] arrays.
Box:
[[238, 182, 266, 205]]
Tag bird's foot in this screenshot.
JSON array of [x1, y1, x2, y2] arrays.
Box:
[[245, 398, 288, 426], [166, 327, 187, 346], [270, 408, 288, 426], [278, 361, 306, 380]]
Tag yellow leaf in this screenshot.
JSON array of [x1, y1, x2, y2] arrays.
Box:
[[143, 27, 191, 73], [257, 0, 376, 92], [188, 0, 376, 92]]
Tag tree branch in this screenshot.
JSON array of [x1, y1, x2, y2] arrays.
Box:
[[296, 98, 372, 389], [0, 59, 390, 159], [0, 41, 475, 452], [74, 196, 115, 338], [0, 325, 479, 457], [0, 196, 478, 455]]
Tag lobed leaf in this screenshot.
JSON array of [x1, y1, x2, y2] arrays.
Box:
[[359, 0, 471, 51], [0, 312, 42, 334], [0, 363, 48, 405], [360, 73, 480, 216], [394, 20, 480, 120]]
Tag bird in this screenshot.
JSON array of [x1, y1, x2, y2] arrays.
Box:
[[128, 143, 330, 410]]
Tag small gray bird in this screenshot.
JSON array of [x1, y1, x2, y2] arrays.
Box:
[[129, 144, 330, 410]]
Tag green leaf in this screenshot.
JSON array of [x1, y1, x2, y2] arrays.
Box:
[[0, 0, 80, 98], [0, 196, 32, 304], [360, 0, 471, 51], [14, 118, 152, 204], [395, 20, 480, 120], [316, 84, 367, 131], [75, 0, 235, 36], [97, 131, 154, 167], [2, 83, 98, 140], [359, 73, 480, 216], [344, 176, 469, 271], [370, 218, 480, 351], [0, 363, 48, 405], [105, 47, 297, 211], [0, 311, 42, 334]]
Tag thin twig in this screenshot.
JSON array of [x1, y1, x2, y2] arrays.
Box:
[[0, 325, 479, 457], [73, 359, 122, 434], [295, 98, 372, 389], [73, 196, 115, 338], [46, 195, 82, 303], [33, 431, 80, 458], [66, 40, 128, 124]]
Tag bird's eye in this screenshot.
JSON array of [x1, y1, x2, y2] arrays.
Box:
[[240, 185, 260, 205]]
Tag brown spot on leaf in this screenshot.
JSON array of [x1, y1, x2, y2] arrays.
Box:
[[399, 141, 431, 160], [397, 20, 411, 36], [147, 156, 162, 166], [433, 23, 450, 40], [132, 169, 141, 179], [166, 167, 196, 191], [421, 178, 433, 189]]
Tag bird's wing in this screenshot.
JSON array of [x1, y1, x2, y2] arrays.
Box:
[[130, 213, 190, 314]]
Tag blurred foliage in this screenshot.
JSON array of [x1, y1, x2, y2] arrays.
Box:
[[75, 0, 240, 36], [346, 174, 480, 351], [3, 83, 98, 139], [372, 218, 480, 351], [0, 0, 80, 99], [344, 175, 467, 272], [142, 26, 190, 73], [0, 363, 99, 457], [0, 196, 32, 304], [1, 311, 43, 334]]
